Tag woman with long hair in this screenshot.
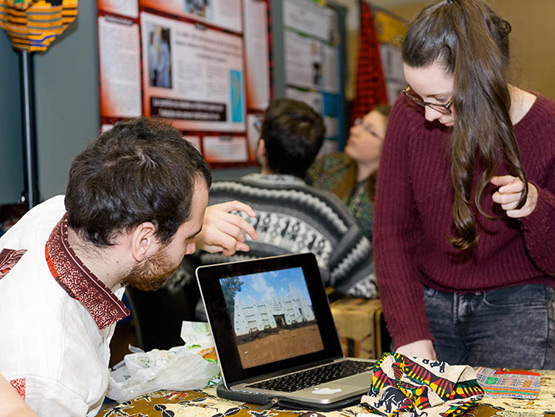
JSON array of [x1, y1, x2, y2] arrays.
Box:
[[374, 0, 555, 368], [307, 105, 391, 242]]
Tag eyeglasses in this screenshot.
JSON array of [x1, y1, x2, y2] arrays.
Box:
[[354, 118, 384, 141], [253, 119, 262, 132], [403, 85, 453, 115]]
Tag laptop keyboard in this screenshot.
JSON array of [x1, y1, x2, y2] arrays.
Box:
[[246, 360, 374, 393]]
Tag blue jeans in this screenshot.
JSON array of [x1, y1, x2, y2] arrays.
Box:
[[424, 284, 555, 369]]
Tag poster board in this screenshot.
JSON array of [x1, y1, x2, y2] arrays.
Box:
[[97, 0, 345, 164], [271, 0, 347, 152], [97, 0, 272, 166], [372, 5, 407, 104]]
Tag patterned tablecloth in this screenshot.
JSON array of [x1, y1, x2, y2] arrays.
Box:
[[98, 370, 555, 417]]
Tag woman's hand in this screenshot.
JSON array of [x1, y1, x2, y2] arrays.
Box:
[[491, 175, 538, 218], [195, 201, 258, 256], [396, 339, 436, 360]]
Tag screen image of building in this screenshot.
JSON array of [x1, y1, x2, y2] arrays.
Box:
[[234, 283, 315, 336]]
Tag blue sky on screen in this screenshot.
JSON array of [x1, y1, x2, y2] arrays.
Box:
[[234, 267, 310, 305]]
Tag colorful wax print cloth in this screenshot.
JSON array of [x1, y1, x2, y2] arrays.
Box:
[[0, 0, 77, 52], [476, 367, 541, 400], [360, 352, 484, 417]]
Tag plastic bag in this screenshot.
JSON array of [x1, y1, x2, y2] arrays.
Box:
[[107, 323, 220, 403]]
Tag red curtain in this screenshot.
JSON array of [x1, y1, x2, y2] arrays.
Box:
[[351, 1, 388, 124]]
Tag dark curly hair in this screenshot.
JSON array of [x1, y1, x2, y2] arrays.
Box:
[[65, 117, 211, 247], [261, 98, 326, 178]]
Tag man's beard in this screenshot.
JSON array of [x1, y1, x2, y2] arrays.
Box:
[[124, 247, 182, 291]]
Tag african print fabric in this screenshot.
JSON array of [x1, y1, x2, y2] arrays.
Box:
[[361, 352, 484, 417], [0, 0, 77, 52]]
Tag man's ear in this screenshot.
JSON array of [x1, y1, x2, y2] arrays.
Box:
[[130, 222, 159, 262], [257, 138, 266, 155], [256, 138, 268, 167]]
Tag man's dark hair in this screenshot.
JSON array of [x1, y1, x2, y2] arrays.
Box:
[[261, 98, 325, 178], [65, 117, 211, 247]]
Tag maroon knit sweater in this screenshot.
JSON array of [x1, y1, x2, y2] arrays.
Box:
[[374, 93, 555, 348]]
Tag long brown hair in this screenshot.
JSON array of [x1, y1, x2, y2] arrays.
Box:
[[402, 0, 528, 250]]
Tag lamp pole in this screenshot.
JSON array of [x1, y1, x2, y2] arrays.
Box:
[[20, 50, 40, 210]]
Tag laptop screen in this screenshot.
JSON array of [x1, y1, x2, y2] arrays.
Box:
[[220, 266, 324, 369], [197, 253, 344, 385]]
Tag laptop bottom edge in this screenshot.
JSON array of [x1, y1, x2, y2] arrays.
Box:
[[216, 384, 364, 411]]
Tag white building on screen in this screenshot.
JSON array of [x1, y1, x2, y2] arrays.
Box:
[[234, 283, 315, 336]]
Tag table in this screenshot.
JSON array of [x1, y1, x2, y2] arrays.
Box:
[[97, 370, 555, 417]]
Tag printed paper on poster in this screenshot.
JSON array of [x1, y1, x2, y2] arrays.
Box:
[[322, 45, 339, 94], [243, 0, 270, 111], [283, 0, 334, 42], [141, 12, 246, 132], [285, 88, 323, 114], [203, 136, 248, 163], [285, 30, 323, 91], [98, 0, 138, 18], [183, 136, 202, 153], [99, 16, 142, 118], [140, 0, 242, 33]]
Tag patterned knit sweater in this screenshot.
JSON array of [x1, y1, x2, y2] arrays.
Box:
[[203, 173, 378, 298], [374, 93, 555, 348]]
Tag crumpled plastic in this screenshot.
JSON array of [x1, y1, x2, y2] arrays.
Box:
[[107, 322, 220, 403], [360, 352, 484, 417]]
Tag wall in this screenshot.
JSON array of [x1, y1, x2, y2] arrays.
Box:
[[335, 0, 555, 101], [34, 1, 100, 200], [389, 0, 555, 99], [0, 32, 23, 205]]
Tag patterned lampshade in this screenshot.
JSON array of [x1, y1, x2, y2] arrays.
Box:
[[0, 0, 77, 52]]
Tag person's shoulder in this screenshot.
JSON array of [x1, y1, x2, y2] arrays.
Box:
[[518, 93, 555, 136], [322, 152, 353, 168], [308, 152, 352, 176], [531, 93, 555, 119], [0, 196, 65, 249]]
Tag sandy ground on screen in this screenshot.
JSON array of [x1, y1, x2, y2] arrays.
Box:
[[238, 324, 324, 369]]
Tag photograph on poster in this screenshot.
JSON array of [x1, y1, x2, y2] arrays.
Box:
[[141, 12, 246, 132], [185, 0, 213, 19], [147, 24, 172, 88]]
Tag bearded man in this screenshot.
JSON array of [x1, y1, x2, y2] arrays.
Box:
[[0, 118, 256, 416]]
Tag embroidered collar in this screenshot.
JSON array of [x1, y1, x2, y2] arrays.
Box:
[[45, 215, 129, 329]]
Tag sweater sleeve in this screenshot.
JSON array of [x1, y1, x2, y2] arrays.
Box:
[[517, 96, 555, 276], [373, 97, 435, 348], [520, 162, 555, 276]]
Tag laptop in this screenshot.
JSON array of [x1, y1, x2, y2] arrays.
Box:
[[196, 252, 375, 411]]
